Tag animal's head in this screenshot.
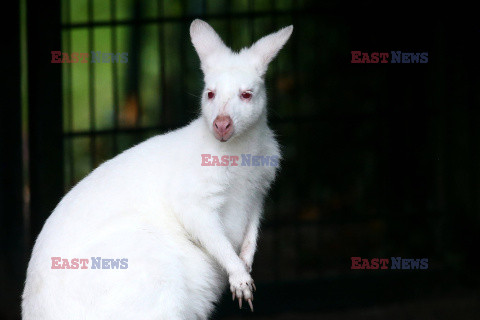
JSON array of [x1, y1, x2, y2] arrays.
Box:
[[190, 19, 293, 142]]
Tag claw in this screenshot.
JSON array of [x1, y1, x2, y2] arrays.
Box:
[[232, 292, 236, 301], [238, 297, 242, 309], [252, 282, 256, 292], [247, 298, 254, 312]]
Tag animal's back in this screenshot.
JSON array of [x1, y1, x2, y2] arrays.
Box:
[[22, 124, 226, 320]]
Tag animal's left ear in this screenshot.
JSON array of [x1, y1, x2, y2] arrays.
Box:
[[190, 19, 231, 72], [249, 25, 293, 76]]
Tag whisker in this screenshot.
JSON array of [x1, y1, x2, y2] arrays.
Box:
[[185, 91, 201, 99]]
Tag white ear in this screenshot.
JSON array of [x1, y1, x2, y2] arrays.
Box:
[[190, 19, 230, 71], [249, 25, 293, 76]]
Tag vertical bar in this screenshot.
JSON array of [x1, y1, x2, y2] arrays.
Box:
[[134, 0, 142, 128], [111, 0, 119, 154], [268, 0, 282, 281], [270, 0, 279, 105], [158, 0, 167, 126], [201, 0, 207, 16], [467, 69, 479, 217], [248, 0, 254, 41], [180, 0, 187, 121], [87, 0, 96, 168], [20, 0, 30, 250], [288, 0, 303, 279], [0, 0, 24, 317], [66, 0, 75, 187], [27, 0, 64, 245], [226, 0, 232, 45]]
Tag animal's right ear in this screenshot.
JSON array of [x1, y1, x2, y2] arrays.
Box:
[[190, 19, 230, 71], [248, 25, 293, 77]]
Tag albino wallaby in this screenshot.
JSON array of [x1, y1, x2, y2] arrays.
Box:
[[22, 19, 293, 320]]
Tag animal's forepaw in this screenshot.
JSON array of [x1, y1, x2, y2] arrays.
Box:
[[229, 271, 256, 312]]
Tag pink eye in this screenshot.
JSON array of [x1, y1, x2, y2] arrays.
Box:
[[241, 91, 252, 100], [207, 91, 215, 99]]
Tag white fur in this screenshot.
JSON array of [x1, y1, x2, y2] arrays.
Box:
[[22, 19, 292, 320]]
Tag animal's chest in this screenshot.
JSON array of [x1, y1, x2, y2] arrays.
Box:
[[220, 165, 273, 249], [221, 194, 250, 250]]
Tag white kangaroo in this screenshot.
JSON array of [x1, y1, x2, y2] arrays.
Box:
[[22, 19, 293, 320]]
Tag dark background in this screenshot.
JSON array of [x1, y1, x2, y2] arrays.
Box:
[[1, 1, 479, 319]]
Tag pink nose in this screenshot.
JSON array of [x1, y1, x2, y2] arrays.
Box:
[[213, 115, 234, 141]]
